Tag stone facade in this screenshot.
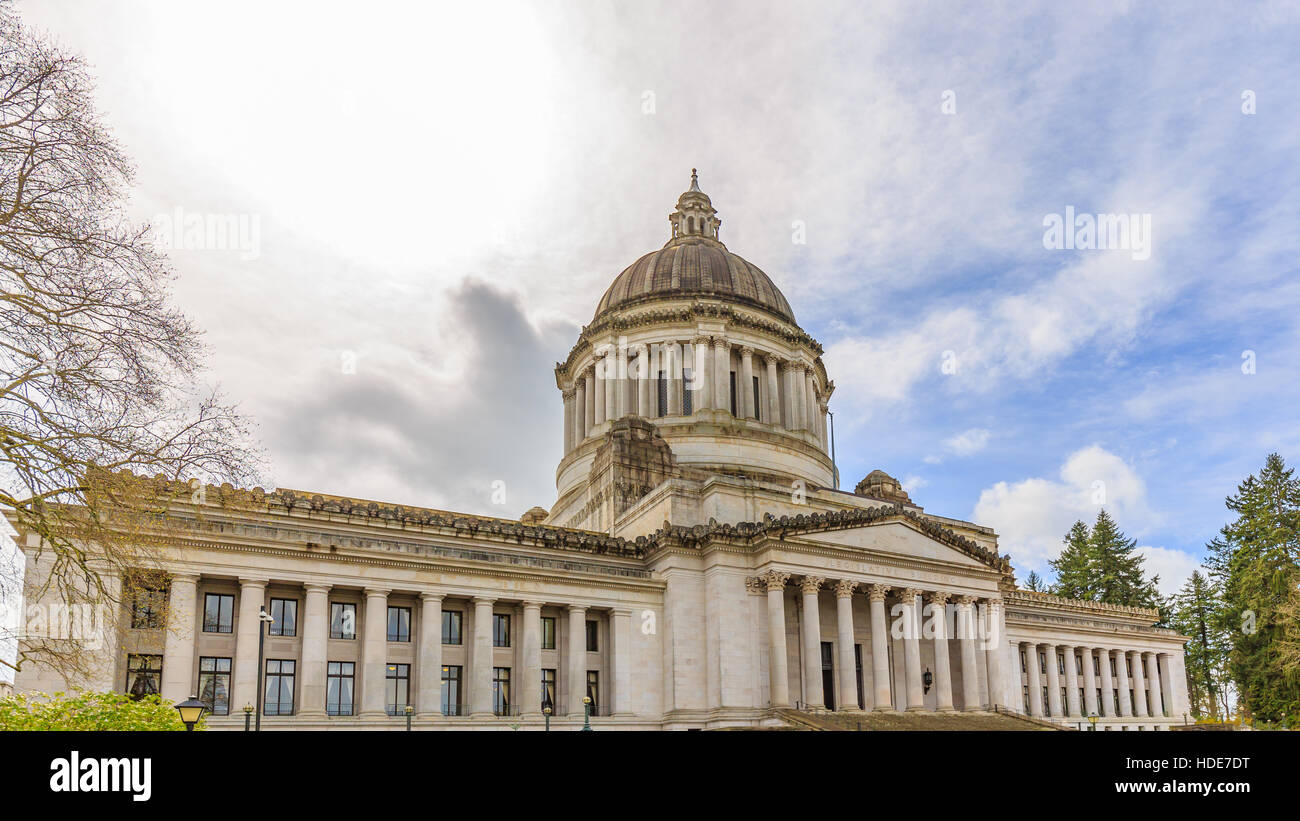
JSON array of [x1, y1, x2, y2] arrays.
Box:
[[9, 172, 1189, 730]]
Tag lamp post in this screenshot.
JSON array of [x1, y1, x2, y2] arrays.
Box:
[[1088, 712, 1099, 732], [542, 694, 553, 732], [254, 605, 275, 731], [242, 704, 253, 732], [174, 695, 207, 732], [405, 705, 414, 731], [581, 695, 592, 732]]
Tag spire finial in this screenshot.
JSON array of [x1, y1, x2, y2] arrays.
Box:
[[689, 168, 700, 191]]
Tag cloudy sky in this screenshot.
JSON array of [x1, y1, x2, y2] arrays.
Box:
[[16, 0, 1300, 596]]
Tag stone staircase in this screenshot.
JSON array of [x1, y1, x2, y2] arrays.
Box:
[[771, 707, 1067, 731]]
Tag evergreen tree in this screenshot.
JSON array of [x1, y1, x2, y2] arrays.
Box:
[[1023, 570, 1047, 592], [1088, 509, 1162, 610], [1169, 569, 1229, 720], [1050, 520, 1096, 600], [1205, 454, 1300, 722]]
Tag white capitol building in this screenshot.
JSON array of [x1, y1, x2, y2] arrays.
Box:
[[12, 172, 1190, 730]]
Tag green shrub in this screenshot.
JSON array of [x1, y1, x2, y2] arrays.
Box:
[[0, 691, 205, 731]]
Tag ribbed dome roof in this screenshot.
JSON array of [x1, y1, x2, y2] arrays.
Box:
[[592, 237, 796, 323]]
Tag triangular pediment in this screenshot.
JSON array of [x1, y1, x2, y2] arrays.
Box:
[[801, 521, 991, 569]]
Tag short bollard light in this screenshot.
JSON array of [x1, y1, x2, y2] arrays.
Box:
[[243, 704, 253, 731], [1087, 712, 1099, 731], [174, 696, 207, 732], [581, 695, 592, 732], [543, 705, 552, 732], [405, 704, 414, 731]]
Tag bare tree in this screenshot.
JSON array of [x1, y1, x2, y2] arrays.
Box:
[[0, 2, 259, 684]]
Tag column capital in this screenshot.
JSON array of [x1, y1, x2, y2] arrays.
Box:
[[955, 595, 977, 607], [364, 586, 391, 598], [896, 587, 922, 601], [739, 345, 755, 357], [562, 387, 576, 399], [834, 579, 858, 598], [169, 572, 201, 585], [237, 577, 269, 589], [303, 582, 333, 594], [761, 570, 791, 592], [866, 583, 891, 602], [928, 590, 951, 607], [744, 576, 765, 595], [419, 591, 444, 603], [471, 596, 496, 606], [799, 575, 825, 595], [567, 603, 587, 614], [693, 334, 711, 347], [609, 607, 634, 617], [521, 599, 545, 609]]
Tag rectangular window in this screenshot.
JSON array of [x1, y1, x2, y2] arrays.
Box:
[[264, 659, 295, 716], [586, 670, 599, 710], [1041, 686, 1050, 716], [729, 371, 737, 415], [541, 616, 556, 650], [198, 656, 232, 715], [203, 593, 234, 633], [130, 586, 165, 629], [682, 368, 693, 414], [386, 663, 410, 715], [854, 644, 865, 710], [493, 613, 511, 647], [541, 668, 556, 712], [586, 620, 598, 652], [269, 597, 298, 637], [752, 375, 761, 421], [442, 610, 463, 645], [1058, 653, 1065, 675], [441, 665, 462, 716], [1096, 688, 1103, 715], [1113, 689, 1121, 714], [1075, 653, 1083, 674], [326, 661, 355, 716], [1019, 649, 1027, 674], [1022, 685, 1030, 713], [492, 667, 511, 715], [330, 602, 356, 639], [126, 654, 162, 699], [1079, 687, 1086, 710], [1038, 652, 1046, 675], [387, 606, 411, 642], [657, 370, 667, 416], [1093, 654, 1101, 678]]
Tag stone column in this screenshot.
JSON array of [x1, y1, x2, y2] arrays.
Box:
[[666, 343, 682, 415], [985, 599, 1008, 709], [897, 588, 924, 711], [928, 592, 954, 712], [231, 577, 267, 713], [417, 592, 443, 715], [713, 337, 730, 412], [1157, 654, 1174, 719], [161, 572, 199, 705], [1130, 650, 1148, 717], [693, 336, 711, 411], [1081, 647, 1099, 718], [818, 400, 830, 450], [562, 388, 574, 452], [786, 360, 803, 430], [799, 576, 825, 709], [740, 346, 756, 419], [800, 366, 811, 436], [1063, 646, 1081, 718], [567, 605, 587, 715], [611, 608, 633, 716], [1115, 649, 1133, 717], [765, 354, 780, 424], [1043, 644, 1062, 718], [1099, 648, 1115, 717], [867, 584, 893, 711], [300, 582, 331, 718], [470, 597, 495, 717], [834, 580, 859, 711], [582, 368, 595, 433], [574, 379, 587, 444], [636, 349, 653, 417], [1145, 652, 1163, 718], [1025, 643, 1043, 717], [361, 587, 390, 717], [605, 349, 619, 422], [520, 601, 543, 716], [765, 571, 792, 708], [593, 354, 607, 426], [956, 596, 979, 711]]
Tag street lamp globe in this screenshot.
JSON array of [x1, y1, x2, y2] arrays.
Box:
[[174, 696, 207, 731]]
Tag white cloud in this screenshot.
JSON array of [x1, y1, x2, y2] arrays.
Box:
[[901, 475, 928, 493], [944, 428, 991, 457], [972, 445, 1158, 574], [1136, 546, 1202, 596]]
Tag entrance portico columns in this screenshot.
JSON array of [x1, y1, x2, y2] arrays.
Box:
[[799, 576, 825, 709], [1099, 648, 1115, 717], [955, 596, 979, 711], [1115, 649, 1133, 717], [1063, 646, 1081, 718], [834, 580, 859, 711], [927, 591, 955, 712], [763, 571, 792, 708], [867, 584, 893, 711], [897, 588, 924, 711], [1081, 647, 1099, 718], [1044, 644, 1062, 719], [1145, 652, 1164, 717], [985, 598, 1008, 709], [1130, 650, 1148, 717], [1025, 643, 1044, 717]]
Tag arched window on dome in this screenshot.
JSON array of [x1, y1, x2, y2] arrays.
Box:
[[688, 216, 696, 234]]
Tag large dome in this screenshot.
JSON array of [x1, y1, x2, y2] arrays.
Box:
[[591, 170, 797, 325], [592, 236, 796, 324]]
